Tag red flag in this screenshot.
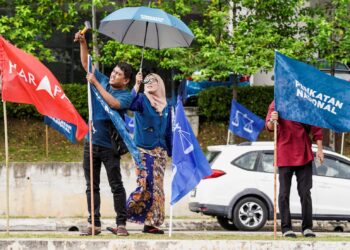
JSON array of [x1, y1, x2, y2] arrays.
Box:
[[0, 36, 88, 140]]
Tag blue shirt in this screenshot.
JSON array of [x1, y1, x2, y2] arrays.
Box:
[[130, 93, 172, 156], [87, 70, 133, 148]]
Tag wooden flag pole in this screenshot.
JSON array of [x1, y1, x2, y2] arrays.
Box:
[[45, 125, 49, 158], [87, 54, 95, 236], [273, 121, 278, 240], [89, 120, 95, 236], [3, 100, 10, 234]]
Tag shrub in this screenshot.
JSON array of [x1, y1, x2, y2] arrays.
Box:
[[197, 86, 274, 121]]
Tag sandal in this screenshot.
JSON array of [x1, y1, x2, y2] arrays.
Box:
[[107, 226, 129, 236], [142, 225, 164, 234]]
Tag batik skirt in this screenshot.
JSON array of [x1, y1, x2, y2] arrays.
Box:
[[126, 147, 167, 226]]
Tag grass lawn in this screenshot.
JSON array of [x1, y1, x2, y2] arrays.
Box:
[[0, 118, 349, 162]]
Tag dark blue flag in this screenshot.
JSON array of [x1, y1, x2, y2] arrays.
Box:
[[171, 96, 212, 205], [125, 114, 134, 134], [44, 116, 77, 143], [275, 51, 350, 132], [88, 57, 144, 169], [228, 99, 264, 141], [90, 86, 144, 169]]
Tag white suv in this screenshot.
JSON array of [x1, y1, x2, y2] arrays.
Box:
[[189, 141, 350, 231]]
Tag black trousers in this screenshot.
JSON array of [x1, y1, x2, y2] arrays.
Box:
[[278, 161, 313, 233], [83, 142, 127, 227]]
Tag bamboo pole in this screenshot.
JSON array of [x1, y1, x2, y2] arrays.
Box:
[[273, 121, 277, 240], [3, 100, 9, 234]]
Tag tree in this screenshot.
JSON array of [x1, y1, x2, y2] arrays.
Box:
[[98, 0, 309, 81], [0, 0, 115, 60], [301, 0, 350, 151]]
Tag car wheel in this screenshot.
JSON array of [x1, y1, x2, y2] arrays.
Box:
[[233, 197, 267, 231], [216, 216, 238, 231]]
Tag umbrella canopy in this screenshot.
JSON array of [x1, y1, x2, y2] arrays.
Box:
[[98, 6, 194, 49]]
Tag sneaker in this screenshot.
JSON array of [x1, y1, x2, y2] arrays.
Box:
[[303, 229, 316, 238], [107, 225, 129, 236], [142, 225, 164, 234], [80, 225, 101, 236], [283, 230, 297, 238]]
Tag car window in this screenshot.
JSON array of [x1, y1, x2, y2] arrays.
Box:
[[315, 60, 349, 71], [335, 62, 349, 71], [315, 156, 350, 179], [260, 153, 274, 173], [232, 152, 258, 171], [206, 151, 220, 165]]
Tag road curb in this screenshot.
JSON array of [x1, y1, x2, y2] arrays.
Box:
[[1, 239, 350, 250]]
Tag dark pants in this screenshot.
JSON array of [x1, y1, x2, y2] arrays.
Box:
[[83, 142, 127, 227], [278, 162, 313, 233]]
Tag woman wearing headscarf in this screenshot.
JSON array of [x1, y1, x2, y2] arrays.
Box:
[[126, 72, 172, 234]]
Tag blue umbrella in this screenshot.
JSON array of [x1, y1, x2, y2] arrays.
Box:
[[98, 6, 194, 70]]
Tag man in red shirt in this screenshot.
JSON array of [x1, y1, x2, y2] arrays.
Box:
[[266, 101, 324, 238]]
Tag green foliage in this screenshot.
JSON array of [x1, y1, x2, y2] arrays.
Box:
[[300, 0, 350, 65], [0, 1, 78, 60], [0, 84, 88, 120], [0, 0, 115, 60], [197, 86, 233, 121], [198, 86, 274, 121], [62, 84, 89, 120]]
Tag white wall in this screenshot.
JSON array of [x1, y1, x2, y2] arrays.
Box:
[[0, 162, 201, 218]]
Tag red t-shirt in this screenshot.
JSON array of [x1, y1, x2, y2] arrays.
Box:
[[266, 101, 323, 167]]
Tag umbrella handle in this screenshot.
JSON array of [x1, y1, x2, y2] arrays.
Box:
[[139, 21, 148, 72], [139, 46, 144, 72]]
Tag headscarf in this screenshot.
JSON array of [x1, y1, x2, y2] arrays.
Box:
[[144, 73, 167, 115]]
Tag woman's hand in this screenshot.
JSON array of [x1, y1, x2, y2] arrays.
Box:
[[136, 71, 143, 85]]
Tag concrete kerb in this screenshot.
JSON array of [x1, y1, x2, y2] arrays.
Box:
[[1, 219, 350, 250], [1, 239, 350, 250]]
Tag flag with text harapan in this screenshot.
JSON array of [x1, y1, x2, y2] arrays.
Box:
[[0, 36, 88, 140]]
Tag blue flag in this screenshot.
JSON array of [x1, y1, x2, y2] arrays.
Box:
[[90, 86, 144, 169], [171, 96, 212, 205], [275, 51, 350, 132], [228, 99, 264, 141], [125, 114, 134, 134], [88, 57, 144, 169], [44, 116, 77, 143]]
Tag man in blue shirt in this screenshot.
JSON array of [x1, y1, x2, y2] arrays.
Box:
[[75, 32, 133, 236]]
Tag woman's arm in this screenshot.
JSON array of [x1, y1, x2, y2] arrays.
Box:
[[133, 71, 143, 94]]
